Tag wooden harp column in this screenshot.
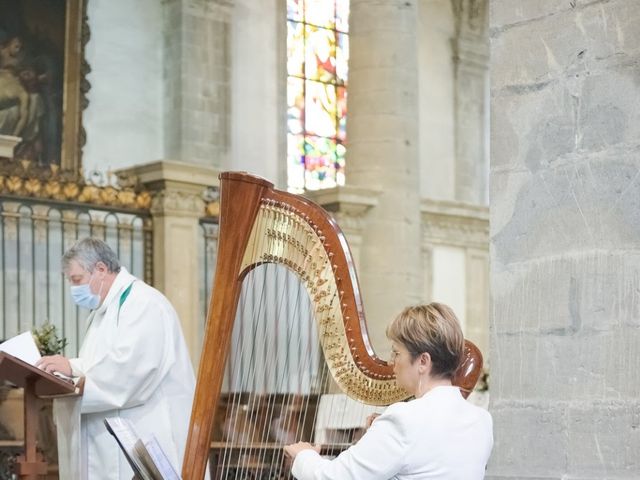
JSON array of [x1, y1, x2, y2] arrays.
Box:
[[182, 172, 483, 479]]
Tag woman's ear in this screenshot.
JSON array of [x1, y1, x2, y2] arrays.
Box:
[[418, 352, 432, 374]]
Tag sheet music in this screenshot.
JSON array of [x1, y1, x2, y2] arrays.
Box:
[[104, 417, 154, 480], [105, 417, 139, 452], [105, 417, 182, 480], [142, 436, 180, 480], [0, 331, 41, 365]]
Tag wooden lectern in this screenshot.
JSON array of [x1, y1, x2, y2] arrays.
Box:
[[0, 352, 83, 480]]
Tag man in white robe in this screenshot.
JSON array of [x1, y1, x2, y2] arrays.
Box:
[[37, 237, 196, 479]]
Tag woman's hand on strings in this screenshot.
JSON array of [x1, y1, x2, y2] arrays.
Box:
[[283, 442, 321, 461], [366, 413, 381, 429]]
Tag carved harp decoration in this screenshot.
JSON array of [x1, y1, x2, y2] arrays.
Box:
[[182, 172, 483, 480]]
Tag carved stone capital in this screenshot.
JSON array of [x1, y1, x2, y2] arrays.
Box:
[[421, 198, 489, 249], [305, 185, 381, 235], [117, 160, 219, 217], [150, 190, 204, 217]]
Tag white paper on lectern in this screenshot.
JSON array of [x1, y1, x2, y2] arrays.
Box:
[[0, 331, 42, 365]]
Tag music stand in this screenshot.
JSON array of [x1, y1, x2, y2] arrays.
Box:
[[0, 352, 83, 480]]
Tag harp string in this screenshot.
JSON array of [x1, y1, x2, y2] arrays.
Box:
[[231, 263, 275, 479], [270, 264, 319, 477], [221, 264, 316, 479], [262, 263, 307, 479], [238, 263, 290, 480]]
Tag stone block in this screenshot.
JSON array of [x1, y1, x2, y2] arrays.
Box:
[[578, 68, 640, 151], [566, 402, 640, 476], [491, 81, 576, 171], [492, 251, 640, 334], [491, 12, 585, 90], [490, 0, 572, 30], [349, 32, 417, 70], [491, 327, 640, 402], [347, 113, 418, 141], [572, 0, 640, 66], [492, 1, 640, 91], [350, 0, 417, 36], [488, 402, 568, 477], [491, 155, 640, 265]]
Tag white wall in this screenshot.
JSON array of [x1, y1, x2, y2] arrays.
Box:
[[229, 0, 286, 188], [417, 0, 456, 201], [431, 245, 467, 331], [82, 0, 163, 173]]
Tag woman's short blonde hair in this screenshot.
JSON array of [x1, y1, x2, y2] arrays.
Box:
[[386, 302, 464, 379]]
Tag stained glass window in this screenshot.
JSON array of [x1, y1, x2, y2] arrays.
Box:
[[287, 0, 349, 192]]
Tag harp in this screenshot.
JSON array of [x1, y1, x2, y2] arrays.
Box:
[[182, 172, 483, 479]]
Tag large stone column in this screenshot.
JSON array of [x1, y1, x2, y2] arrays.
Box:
[[490, 1, 640, 478], [118, 161, 219, 367], [163, 0, 232, 167], [452, 0, 489, 204], [346, 0, 422, 354]]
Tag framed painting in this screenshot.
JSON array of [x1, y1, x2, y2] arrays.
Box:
[[0, 0, 89, 171]]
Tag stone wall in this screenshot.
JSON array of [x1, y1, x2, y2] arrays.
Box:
[[489, 0, 640, 478], [83, 0, 164, 172], [163, 0, 231, 168]]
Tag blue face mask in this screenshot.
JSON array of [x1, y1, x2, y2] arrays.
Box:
[[70, 275, 102, 310]]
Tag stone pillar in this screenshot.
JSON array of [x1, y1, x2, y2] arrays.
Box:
[[118, 161, 219, 367], [490, 1, 640, 478], [346, 0, 422, 354], [163, 0, 232, 167], [452, 0, 489, 204]]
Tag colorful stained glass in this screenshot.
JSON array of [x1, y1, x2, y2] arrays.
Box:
[[287, 0, 349, 192], [305, 0, 335, 29], [304, 136, 341, 190], [287, 21, 305, 77], [305, 25, 336, 83], [287, 0, 304, 22], [288, 77, 305, 135], [337, 87, 347, 142], [336, 142, 346, 185], [305, 80, 337, 138]]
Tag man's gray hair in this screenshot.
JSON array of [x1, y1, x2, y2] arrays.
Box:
[[62, 238, 121, 274]]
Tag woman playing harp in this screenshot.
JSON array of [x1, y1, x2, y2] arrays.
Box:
[[284, 303, 493, 480], [182, 172, 489, 480]]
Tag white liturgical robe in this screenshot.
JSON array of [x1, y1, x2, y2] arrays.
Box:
[[53, 267, 195, 479], [292, 386, 493, 480]]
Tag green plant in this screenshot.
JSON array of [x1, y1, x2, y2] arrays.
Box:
[[32, 322, 67, 356]]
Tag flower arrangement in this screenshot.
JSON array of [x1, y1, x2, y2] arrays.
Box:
[[32, 322, 68, 356]]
